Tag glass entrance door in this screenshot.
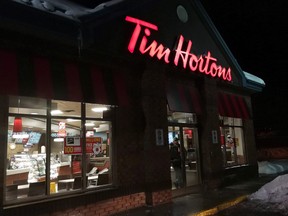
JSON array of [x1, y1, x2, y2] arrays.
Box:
[[183, 127, 199, 187], [168, 126, 200, 189]]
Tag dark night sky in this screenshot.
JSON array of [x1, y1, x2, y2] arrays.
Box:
[[67, 0, 288, 134], [201, 0, 288, 134], [23, 0, 288, 134]]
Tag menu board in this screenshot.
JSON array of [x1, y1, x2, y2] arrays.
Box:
[[27, 132, 42, 144]]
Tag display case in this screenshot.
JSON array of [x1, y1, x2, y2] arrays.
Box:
[[8, 154, 60, 183]]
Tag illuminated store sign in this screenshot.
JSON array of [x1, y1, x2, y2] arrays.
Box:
[[125, 16, 232, 81]]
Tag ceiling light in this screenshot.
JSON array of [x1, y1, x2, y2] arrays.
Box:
[[85, 122, 95, 127], [12, 132, 29, 139], [13, 117, 23, 133], [51, 110, 63, 115], [66, 118, 81, 122], [54, 138, 64, 142], [91, 107, 108, 112], [9, 143, 16, 150]]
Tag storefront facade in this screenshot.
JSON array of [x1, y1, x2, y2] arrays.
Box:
[[0, 0, 265, 215]]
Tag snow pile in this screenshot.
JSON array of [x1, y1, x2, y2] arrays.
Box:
[[258, 160, 288, 175], [249, 174, 288, 211]]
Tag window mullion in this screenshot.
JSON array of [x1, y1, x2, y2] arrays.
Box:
[[81, 102, 87, 188], [46, 100, 52, 195]]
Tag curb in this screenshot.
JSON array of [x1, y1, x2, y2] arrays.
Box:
[[190, 195, 248, 216]]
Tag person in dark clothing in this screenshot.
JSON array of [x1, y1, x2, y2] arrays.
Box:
[[170, 137, 183, 188]]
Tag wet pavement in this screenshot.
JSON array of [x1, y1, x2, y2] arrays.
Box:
[[215, 199, 288, 216], [114, 175, 280, 216]]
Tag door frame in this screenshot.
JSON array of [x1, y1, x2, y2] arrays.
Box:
[[168, 123, 202, 190]]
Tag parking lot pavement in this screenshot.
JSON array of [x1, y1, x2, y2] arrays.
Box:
[[115, 175, 278, 216]]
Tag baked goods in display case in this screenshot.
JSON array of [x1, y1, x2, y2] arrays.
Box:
[[8, 153, 59, 182]]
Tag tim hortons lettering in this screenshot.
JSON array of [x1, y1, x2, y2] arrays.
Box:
[[125, 16, 232, 81]]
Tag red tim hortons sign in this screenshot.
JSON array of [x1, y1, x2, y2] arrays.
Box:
[[125, 16, 232, 81]]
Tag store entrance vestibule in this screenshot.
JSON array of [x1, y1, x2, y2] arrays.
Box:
[[168, 125, 200, 190]]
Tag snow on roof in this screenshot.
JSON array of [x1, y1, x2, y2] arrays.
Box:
[[12, 0, 123, 20], [249, 172, 288, 212], [241, 71, 265, 92], [243, 71, 265, 86]]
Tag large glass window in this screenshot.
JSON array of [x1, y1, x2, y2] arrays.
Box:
[[5, 96, 112, 202], [219, 116, 246, 167]]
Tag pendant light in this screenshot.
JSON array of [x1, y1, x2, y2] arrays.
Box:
[[13, 117, 23, 132], [13, 98, 22, 133], [11, 98, 29, 139]]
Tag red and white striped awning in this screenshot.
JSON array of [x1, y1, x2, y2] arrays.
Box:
[[166, 81, 202, 114], [0, 49, 130, 107], [217, 92, 251, 119]]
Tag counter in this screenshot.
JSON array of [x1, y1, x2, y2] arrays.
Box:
[[6, 168, 30, 186]]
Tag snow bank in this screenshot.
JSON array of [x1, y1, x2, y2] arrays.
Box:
[[258, 160, 288, 175], [249, 174, 288, 211]]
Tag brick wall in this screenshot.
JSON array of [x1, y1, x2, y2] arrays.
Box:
[[44, 190, 171, 216], [48, 192, 146, 216], [151, 189, 172, 206]]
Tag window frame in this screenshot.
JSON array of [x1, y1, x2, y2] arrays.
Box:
[[4, 96, 114, 204], [219, 116, 247, 168]]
